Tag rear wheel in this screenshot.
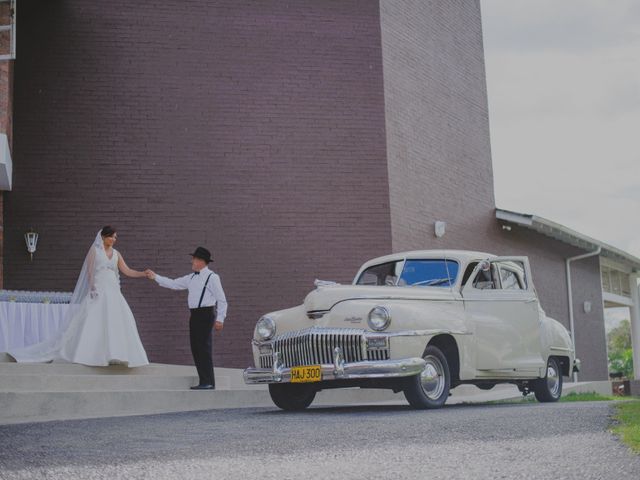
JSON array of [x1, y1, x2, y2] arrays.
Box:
[[269, 383, 316, 411], [534, 357, 563, 402], [403, 345, 451, 409]]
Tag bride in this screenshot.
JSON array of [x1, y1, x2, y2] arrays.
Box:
[[8, 226, 149, 367]]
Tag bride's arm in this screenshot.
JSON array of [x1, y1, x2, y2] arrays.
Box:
[[87, 248, 97, 295], [117, 252, 146, 278]]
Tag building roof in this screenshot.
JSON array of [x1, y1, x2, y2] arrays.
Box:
[[496, 208, 640, 272]]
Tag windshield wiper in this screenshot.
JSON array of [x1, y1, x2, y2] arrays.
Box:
[[415, 277, 452, 286]]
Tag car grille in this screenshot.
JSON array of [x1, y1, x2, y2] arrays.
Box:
[[258, 327, 390, 369]]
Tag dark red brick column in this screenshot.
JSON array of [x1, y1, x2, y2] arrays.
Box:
[[0, 0, 14, 289]]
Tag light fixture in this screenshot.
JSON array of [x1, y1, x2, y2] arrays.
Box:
[[255, 316, 276, 341], [435, 221, 446, 238], [368, 306, 391, 331], [24, 229, 38, 261]]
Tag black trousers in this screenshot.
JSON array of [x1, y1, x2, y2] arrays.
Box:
[[189, 306, 215, 387]]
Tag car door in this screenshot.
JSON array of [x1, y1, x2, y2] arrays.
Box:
[[462, 257, 545, 375]]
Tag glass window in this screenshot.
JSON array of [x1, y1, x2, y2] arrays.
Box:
[[461, 262, 479, 286], [601, 266, 611, 292], [470, 260, 527, 290], [398, 260, 459, 287], [473, 264, 497, 290], [356, 261, 403, 286], [499, 267, 523, 290]]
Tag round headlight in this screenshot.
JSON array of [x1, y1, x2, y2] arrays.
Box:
[[255, 316, 276, 341], [368, 306, 391, 331]]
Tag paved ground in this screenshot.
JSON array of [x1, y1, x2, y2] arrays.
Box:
[[0, 401, 638, 479]]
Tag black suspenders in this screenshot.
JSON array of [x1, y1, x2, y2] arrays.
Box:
[[197, 273, 214, 309]]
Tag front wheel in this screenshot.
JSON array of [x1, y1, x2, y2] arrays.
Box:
[[269, 383, 316, 411], [533, 357, 563, 402], [403, 345, 451, 409]]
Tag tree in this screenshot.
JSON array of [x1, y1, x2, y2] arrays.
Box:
[[608, 320, 634, 379]]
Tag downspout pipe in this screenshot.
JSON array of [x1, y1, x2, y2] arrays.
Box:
[[566, 247, 601, 383]]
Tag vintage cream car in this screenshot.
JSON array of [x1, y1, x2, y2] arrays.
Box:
[[244, 250, 580, 410]]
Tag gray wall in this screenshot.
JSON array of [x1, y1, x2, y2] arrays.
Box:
[[378, 0, 607, 380], [380, 0, 496, 252]]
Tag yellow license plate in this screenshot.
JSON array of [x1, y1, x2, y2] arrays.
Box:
[[290, 365, 322, 383]]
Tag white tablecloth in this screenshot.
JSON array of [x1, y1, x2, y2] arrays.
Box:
[[0, 302, 69, 352]]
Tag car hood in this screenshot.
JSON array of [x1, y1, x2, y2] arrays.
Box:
[[303, 283, 458, 313]]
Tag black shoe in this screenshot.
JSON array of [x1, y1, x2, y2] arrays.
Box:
[[190, 384, 214, 390]]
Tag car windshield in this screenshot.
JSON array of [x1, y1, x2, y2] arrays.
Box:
[[357, 259, 459, 287]]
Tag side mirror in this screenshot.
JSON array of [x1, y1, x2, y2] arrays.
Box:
[[479, 260, 491, 272]]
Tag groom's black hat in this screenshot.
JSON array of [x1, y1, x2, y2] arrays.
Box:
[[189, 246, 212, 263]]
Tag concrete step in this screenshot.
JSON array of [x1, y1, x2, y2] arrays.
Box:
[[0, 389, 271, 424], [0, 360, 197, 376], [0, 388, 405, 425], [0, 351, 613, 425], [0, 373, 199, 392]]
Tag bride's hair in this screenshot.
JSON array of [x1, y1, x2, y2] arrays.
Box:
[[101, 225, 117, 237]]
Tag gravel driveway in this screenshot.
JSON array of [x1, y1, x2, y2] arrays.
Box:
[[1, 401, 638, 479]]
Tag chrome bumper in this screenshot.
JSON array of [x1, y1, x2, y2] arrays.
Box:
[[244, 347, 426, 385]]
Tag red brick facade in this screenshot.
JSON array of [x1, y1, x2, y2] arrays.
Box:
[[0, 0, 14, 289], [4, 0, 391, 367]]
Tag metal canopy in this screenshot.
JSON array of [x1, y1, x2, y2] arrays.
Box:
[[496, 208, 640, 272]]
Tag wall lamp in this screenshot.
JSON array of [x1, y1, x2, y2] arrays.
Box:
[[24, 229, 38, 261]]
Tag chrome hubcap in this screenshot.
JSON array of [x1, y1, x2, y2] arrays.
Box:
[[420, 355, 445, 399], [547, 363, 560, 397]]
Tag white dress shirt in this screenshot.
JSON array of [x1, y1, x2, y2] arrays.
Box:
[[154, 267, 228, 323]]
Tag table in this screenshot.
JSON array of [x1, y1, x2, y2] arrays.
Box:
[[0, 301, 70, 352]]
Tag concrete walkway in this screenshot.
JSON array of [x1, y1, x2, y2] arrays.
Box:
[[1, 401, 637, 479], [0, 356, 613, 425]]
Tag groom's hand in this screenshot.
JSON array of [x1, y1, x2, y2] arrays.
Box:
[[214, 321, 224, 332]]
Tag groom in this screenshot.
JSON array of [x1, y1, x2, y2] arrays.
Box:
[[146, 247, 227, 390]]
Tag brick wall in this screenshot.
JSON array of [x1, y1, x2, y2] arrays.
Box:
[[0, 0, 14, 289], [380, 0, 496, 253], [5, 0, 391, 367], [4, 0, 609, 380]]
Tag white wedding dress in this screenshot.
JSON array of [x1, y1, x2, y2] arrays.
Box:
[[8, 231, 149, 367]]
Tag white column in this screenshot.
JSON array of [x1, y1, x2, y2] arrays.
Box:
[[629, 274, 640, 380]]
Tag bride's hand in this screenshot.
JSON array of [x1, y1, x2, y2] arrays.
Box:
[[90, 288, 98, 300]]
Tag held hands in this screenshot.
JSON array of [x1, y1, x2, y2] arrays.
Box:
[[144, 269, 156, 280]]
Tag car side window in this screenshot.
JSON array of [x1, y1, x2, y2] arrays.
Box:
[[461, 262, 479, 287], [499, 267, 522, 290], [500, 268, 522, 290], [357, 261, 403, 286], [467, 260, 529, 291], [473, 264, 498, 290], [496, 261, 527, 290]]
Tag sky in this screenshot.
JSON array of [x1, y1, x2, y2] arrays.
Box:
[[481, 0, 640, 259]]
